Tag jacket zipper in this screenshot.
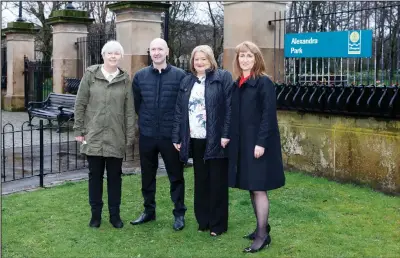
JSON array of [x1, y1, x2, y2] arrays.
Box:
[[203, 76, 208, 163], [184, 77, 199, 163], [156, 72, 161, 136]]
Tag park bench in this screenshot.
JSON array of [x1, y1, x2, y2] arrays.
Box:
[[27, 93, 76, 132], [64, 77, 81, 95]]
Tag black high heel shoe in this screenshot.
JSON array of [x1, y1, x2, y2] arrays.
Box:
[[243, 224, 271, 240], [243, 234, 271, 253]]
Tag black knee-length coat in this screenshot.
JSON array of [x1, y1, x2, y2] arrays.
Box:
[[228, 75, 285, 191]]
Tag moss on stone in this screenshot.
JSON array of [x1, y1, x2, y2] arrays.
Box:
[[3, 22, 37, 34], [107, 1, 171, 13], [277, 110, 400, 194], [3, 95, 26, 111], [46, 9, 94, 25], [6, 22, 35, 29], [49, 9, 88, 19]]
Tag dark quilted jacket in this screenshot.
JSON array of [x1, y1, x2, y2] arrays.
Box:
[[172, 69, 233, 163], [132, 64, 186, 138]]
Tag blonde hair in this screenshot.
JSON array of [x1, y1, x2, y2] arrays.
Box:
[[233, 41, 267, 79], [190, 45, 218, 74]]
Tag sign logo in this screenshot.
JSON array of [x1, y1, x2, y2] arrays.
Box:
[[348, 30, 361, 55]]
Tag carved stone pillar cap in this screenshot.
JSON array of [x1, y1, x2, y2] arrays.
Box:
[[107, 1, 171, 13], [46, 9, 94, 25], [3, 22, 39, 35]]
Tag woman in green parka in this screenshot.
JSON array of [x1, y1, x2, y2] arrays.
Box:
[[73, 40, 135, 229]]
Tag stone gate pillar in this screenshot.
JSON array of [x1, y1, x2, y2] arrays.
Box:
[[3, 22, 37, 111], [46, 9, 94, 93], [107, 2, 171, 78], [223, 2, 286, 81], [1, 33, 7, 109]]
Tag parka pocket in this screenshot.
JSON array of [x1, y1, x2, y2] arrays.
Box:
[[84, 110, 96, 137], [114, 113, 126, 151]]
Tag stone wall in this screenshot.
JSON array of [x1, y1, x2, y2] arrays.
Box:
[[278, 110, 400, 195]]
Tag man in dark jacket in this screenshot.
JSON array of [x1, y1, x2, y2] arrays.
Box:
[[130, 38, 187, 231]]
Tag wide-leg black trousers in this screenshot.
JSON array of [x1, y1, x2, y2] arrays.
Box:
[[191, 138, 229, 234]]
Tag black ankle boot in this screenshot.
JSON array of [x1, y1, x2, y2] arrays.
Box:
[[89, 215, 101, 228], [110, 215, 124, 229], [243, 224, 271, 240]]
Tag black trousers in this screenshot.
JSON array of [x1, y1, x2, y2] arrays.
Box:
[[87, 155, 123, 218], [139, 134, 186, 217], [191, 138, 229, 233]]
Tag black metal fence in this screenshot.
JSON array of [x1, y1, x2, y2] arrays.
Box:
[[23, 57, 53, 109], [75, 31, 116, 79], [175, 59, 191, 73], [269, 2, 400, 86], [146, 51, 191, 73], [1, 119, 135, 185], [50, 72, 400, 120], [1, 46, 6, 90], [275, 83, 399, 119]]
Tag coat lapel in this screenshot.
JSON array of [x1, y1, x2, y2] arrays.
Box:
[[235, 75, 260, 88], [245, 76, 259, 87]]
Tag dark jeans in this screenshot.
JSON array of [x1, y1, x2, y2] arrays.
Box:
[[139, 134, 186, 217], [87, 155, 123, 218], [191, 138, 229, 233]]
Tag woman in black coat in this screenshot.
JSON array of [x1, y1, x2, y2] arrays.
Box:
[[228, 41, 285, 253], [172, 45, 233, 236]]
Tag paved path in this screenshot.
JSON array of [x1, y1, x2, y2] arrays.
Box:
[[1, 168, 144, 195], [2, 111, 31, 128], [1, 111, 192, 195], [2, 162, 195, 195], [2, 111, 75, 148]]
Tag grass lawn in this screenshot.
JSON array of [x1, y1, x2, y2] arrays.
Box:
[[2, 169, 399, 258]]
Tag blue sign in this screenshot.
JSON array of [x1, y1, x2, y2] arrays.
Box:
[[284, 30, 373, 58]]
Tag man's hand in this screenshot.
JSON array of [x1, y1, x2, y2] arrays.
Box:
[[221, 138, 230, 148], [254, 145, 265, 159], [173, 143, 181, 151]]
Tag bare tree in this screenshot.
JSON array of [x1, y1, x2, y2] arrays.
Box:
[[167, 2, 198, 64], [2, 2, 8, 28], [6, 2, 63, 61], [205, 2, 224, 58], [75, 1, 116, 35], [5, 1, 119, 62]]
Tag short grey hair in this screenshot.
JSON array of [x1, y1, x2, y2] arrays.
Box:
[[101, 40, 124, 56]]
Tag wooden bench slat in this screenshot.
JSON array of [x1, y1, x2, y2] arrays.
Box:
[[28, 92, 77, 129]]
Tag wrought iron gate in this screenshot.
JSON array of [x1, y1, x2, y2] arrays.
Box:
[[23, 57, 53, 109]]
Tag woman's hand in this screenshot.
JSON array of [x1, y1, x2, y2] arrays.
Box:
[[254, 145, 265, 159], [221, 138, 230, 148], [75, 136, 85, 143], [173, 143, 181, 152]]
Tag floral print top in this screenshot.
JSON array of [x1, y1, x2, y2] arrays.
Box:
[[188, 76, 207, 139]]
